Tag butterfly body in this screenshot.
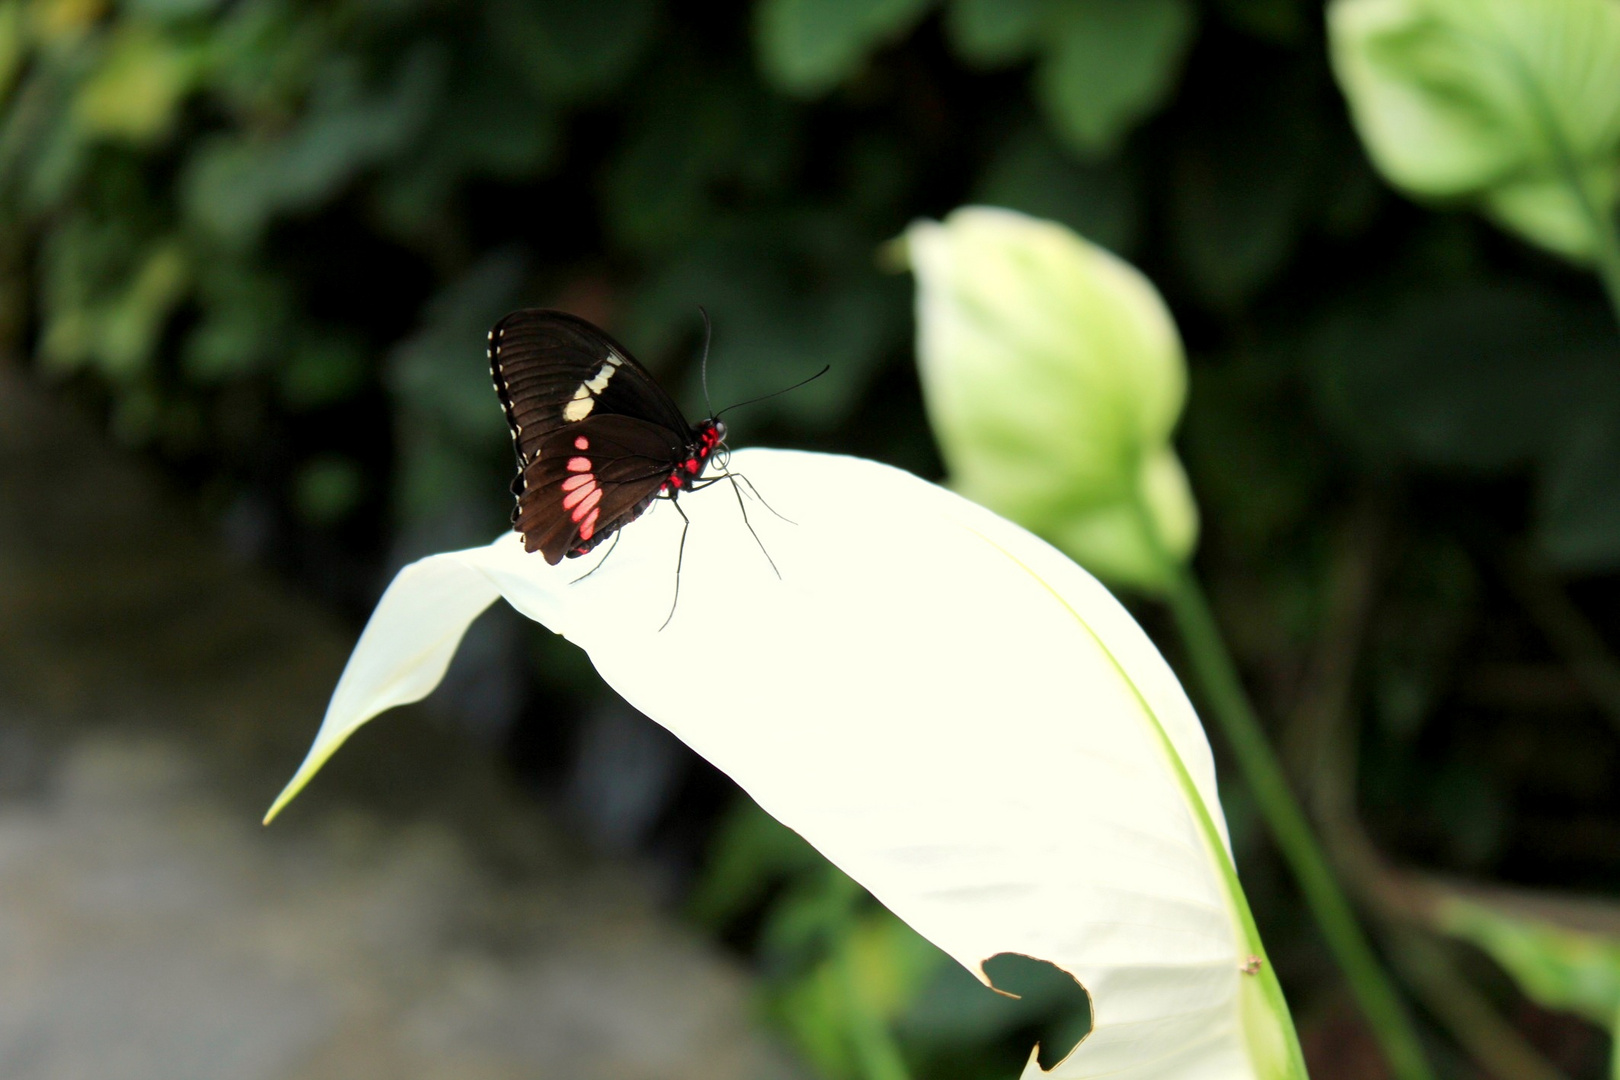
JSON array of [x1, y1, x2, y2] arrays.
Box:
[[488, 309, 726, 564]]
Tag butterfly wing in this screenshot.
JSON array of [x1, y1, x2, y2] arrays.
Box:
[[515, 413, 689, 564], [489, 309, 692, 475]]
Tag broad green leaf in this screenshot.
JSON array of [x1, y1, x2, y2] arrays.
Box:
[[973, 123, 1141, 256], [95, 240, 189, 377], [127, 0, 226, 18], [1035, 0, 1196, 158], [776, 911, 946, 1077], [1537, 401, 1620, 571], [180, 47, 440, 245], [602, 66, 800, 254], [690, 799, 825, 928], [1211, 0, 1307, 43], [386, 252, 524, 528], [1167, 69, 1318, 308], [902, 206, 1198, 592], [73, 20, 199, 145], [943, 0, 1044, 67], [182, 262, 296, 383], [483, 0, 656, 100], [1309, 280, 1620, 569], [370, 66, 560, 240], [266, 449, 1303, 1079], [1437, 890, 1620, 1030], [38, 223, 189, 382], [1328, 0, 1620, 261], [277, 332, 367, 411], [625, 228, 906, 431], [754, 0, 936, 97], [0, 2, 26, 104], [387, 251, 527, 443], [292, 454, 364, 525]]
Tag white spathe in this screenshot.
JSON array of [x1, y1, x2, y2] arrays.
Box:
[[267, 448, 1272, 1079]]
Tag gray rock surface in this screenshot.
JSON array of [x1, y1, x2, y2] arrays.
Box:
[[0, 368, 805, 1079]]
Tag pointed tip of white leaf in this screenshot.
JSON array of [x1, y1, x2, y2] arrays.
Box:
[[262, 542, 510, 822]]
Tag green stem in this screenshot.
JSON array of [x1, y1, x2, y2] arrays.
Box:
[[1161, 565, 1435, 1080]]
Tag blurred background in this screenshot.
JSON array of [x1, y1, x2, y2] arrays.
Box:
[[2, 0, 1618, 1078]]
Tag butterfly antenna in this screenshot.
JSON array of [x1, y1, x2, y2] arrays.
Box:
[[697, 306, 715, 419], [714, 365, 831, 421]]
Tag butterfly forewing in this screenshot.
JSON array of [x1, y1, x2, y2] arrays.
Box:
[[489, 309, 692, 471]]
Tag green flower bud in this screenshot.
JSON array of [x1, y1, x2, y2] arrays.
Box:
[[902, 206, 1197, 592], [1329, 0, 1620, 262]]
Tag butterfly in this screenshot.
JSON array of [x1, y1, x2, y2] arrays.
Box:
[[487, 309, 730, 566]]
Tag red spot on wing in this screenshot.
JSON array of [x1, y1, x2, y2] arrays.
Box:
[[561, 474, 593, 492], [566, 457, 591, 472], [563, 481, 597, 510], [574, 435, 590, 450], [569, 487, 603, 520], [579, 508, 599, 539]]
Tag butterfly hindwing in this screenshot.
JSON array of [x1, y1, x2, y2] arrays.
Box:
[[515, 414, 690, 564]]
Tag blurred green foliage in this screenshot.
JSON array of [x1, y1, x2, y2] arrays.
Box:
[[1438, 892, 1620, 1035], [1329, 0, 1620, 266], [5, 0, 1620, 1077]]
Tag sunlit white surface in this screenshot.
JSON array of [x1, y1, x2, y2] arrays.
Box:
[[269, 449, 1266, 1079]]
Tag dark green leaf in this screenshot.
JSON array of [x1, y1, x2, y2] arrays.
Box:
[[387, 249, 526, 442], [293, 453, 364, 524], [1311, 280, 1620, 567], [626, 229, 907, 431], [688, 798, 824, 928], [972, 121, 1139, 255], [1538, 401, 1620, 571], [1311, 282, 1615, 471], [943, 0, 1044, 67], [1167, 66, 1318, 307], [1035, 0, 1196, 157], [755, 0, 937, 97], [483, 0, 657, 100], [181, 45, 441, 244]]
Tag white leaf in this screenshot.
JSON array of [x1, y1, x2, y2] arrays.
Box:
[[268, 448, 1297, 1079]]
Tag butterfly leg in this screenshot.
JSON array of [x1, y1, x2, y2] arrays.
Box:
[[728, 471, 796, 525], [658, 499, 692, 633], [687, 471, 784, 578], [568, 528, 622, 584], [724, 473, 780, 579]]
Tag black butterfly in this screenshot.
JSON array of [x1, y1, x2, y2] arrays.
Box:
[[487, 309, 730, 566]]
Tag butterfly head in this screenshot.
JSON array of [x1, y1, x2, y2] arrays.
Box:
[[699, 419, 729, 473]]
